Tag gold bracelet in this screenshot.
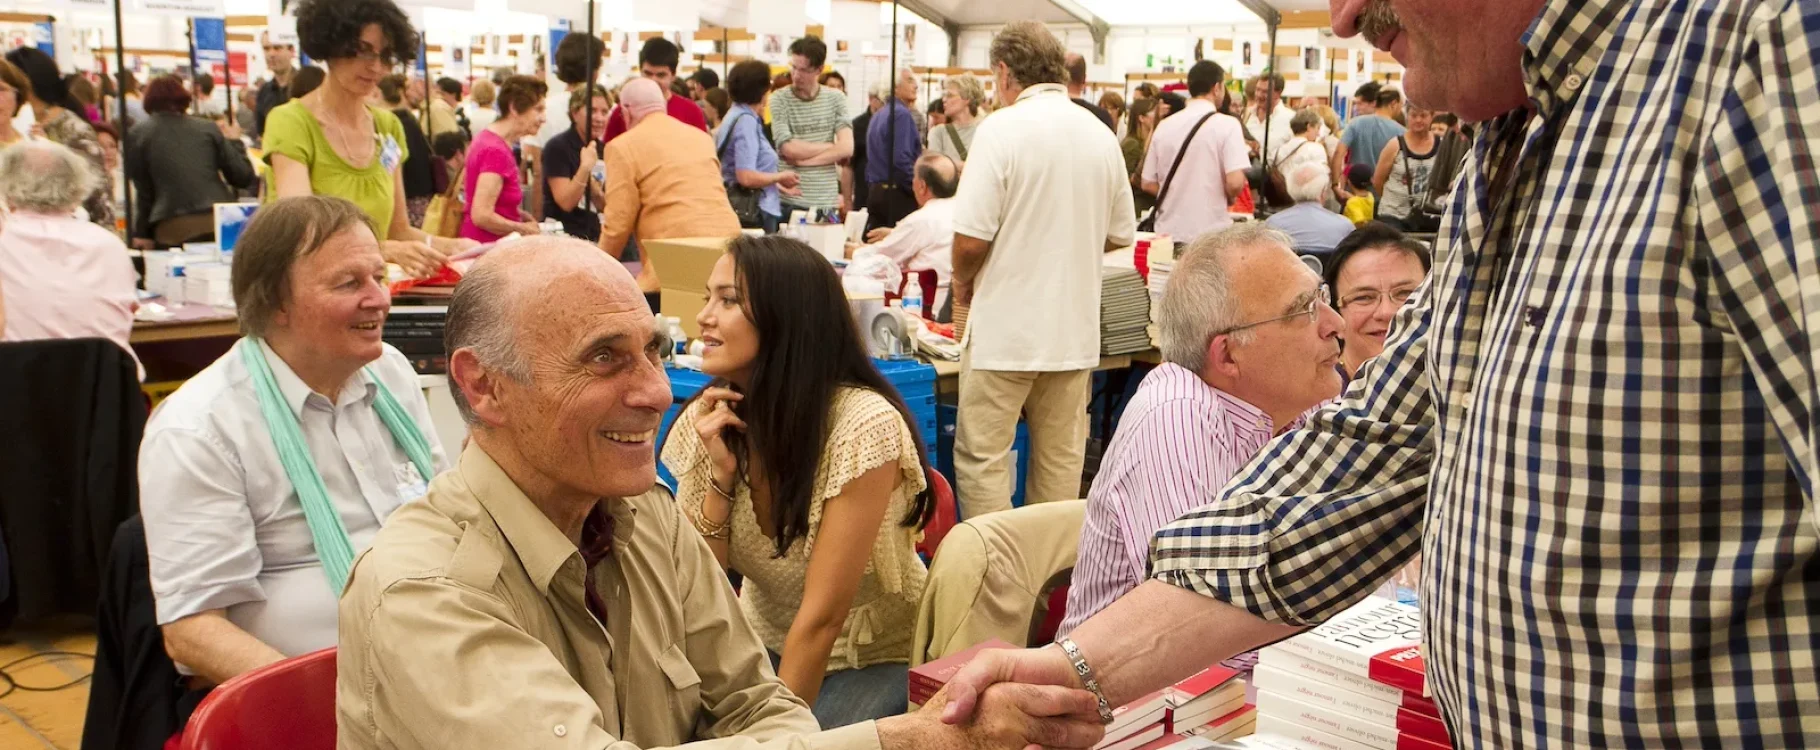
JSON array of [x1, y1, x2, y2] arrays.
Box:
[[708, 476, 737, 501], [693, 511, 732, 539], [688, 493, 733, 539]]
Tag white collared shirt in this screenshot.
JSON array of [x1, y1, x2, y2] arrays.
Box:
[[952, 83, 1136, 372], [139, 338, 447, 671], [852, 197, 955, 292], [1243, 102, 1297, 164]]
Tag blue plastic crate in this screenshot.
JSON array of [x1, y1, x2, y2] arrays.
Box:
[[935, 404, 1027, 514]]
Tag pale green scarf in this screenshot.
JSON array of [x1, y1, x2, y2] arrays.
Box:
[[239, 337, 435, 594]]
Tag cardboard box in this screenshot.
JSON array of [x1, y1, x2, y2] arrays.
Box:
[[644, 236, 734, 339]]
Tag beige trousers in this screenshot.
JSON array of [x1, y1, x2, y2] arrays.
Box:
[[954, 351, 1092, 519]]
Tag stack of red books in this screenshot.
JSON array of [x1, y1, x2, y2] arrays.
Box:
[[1249, 597, 1452, 750], [907, 639, 1021, 708], [907, 641, 1257, 745], [1096, 665, 1256, 750]]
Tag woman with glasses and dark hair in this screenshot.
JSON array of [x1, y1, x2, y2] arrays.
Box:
[[1321, 222, 1432, 379], [662, 235, 934, 729], [261, 0, 474, 279]]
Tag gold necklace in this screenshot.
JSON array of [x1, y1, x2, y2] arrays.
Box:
[[318, 102, 375, 166]]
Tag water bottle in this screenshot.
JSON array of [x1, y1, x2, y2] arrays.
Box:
[[901, 280, 923, 320], [667, 317, 688, 358]]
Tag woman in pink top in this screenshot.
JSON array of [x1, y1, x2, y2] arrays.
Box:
[[0, 141, 140, 377], [460, 75, 547, 242]]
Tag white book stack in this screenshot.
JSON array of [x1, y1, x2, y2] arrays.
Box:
[[1100, 266, 1153, 356], [1249, 597, 1451, 750]]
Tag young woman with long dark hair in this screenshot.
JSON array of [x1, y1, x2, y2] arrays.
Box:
[[662, 235, 933, 729]]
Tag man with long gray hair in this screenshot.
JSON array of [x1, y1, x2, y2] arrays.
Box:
[[1058, 224, 1343, 637], [0, 140, 138, 369]]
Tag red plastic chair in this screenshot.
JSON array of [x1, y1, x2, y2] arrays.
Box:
[[1032, 584, 1071, 645], [178, 648, 337, 750], [888, 269, 941, 320], [918, 470, 959, 560]]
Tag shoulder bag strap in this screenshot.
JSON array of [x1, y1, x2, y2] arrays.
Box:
[[1152, 112, 1217, 218], [945, 123, 968, 161], [1398, 135, 1414, 194]]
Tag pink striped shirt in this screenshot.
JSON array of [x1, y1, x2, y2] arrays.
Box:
[[1059, 363, 1279, 636]]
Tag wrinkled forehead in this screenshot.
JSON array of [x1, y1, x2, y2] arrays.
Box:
[[515, 270, 653, 352]]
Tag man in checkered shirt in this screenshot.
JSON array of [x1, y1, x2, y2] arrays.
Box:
[[935, 0, 1820, 746]]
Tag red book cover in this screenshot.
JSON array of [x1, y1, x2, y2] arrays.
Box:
[[1185, 703, 1258, 741], [908, 638, 1020, 698], [1367, 647, 1426, 698], [1400, 693, 1439, 718], [1168, 664, 1243, 703], [1395, 708, 1449, 746]]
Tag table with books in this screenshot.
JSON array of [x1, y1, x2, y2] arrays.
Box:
[[903, 594, 1446, 750]]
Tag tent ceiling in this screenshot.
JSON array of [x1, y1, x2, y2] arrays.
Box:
[[913, 0, 1082, 27]]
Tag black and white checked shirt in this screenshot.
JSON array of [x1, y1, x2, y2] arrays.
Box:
[[1150, 0, 1819, 745]]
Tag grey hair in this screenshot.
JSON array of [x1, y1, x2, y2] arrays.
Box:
[[1290, 107, 1323, 136], [869, 80, 891, 100], [1158, 224, 1297, 373], [0, 140, 99, 213], [943, 76, 986, 114], [443, 256, 532, 425], [1287, 160, 1330, 204]]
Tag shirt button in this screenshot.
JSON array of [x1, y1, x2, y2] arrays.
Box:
[[1563, 73, 1583, 90], [554, 724, 567, 737]]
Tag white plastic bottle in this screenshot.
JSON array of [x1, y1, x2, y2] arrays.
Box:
[[901, 281, 923, 320]]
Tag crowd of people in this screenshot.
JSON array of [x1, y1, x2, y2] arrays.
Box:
[[2, 0, 1814, 748]]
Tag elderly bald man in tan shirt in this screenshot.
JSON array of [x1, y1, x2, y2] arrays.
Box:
[[336, 237, 1104, 750]]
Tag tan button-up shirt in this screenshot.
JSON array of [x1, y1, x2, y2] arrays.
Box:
[[337, 444, 885, 750]]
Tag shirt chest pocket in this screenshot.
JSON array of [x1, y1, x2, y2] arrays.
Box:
[[656, 643, 703, 718]]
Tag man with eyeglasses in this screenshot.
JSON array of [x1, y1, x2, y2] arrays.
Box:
[[1058, 224, 1343, 643], [768, 35, 852, 212], [254, 31, 296, 139]]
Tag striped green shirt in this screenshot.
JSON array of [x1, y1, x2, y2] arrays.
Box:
[[768, 86, 850, 210]]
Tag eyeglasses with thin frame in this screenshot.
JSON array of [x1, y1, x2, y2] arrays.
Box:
[[1214, 283, 1331, 337], [352, 42, 397, 66], [1340, 287, 1417, 312]]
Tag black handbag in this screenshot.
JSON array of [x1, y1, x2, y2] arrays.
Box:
[[717, 111, 766, 229], [1138, 112, 1216, 233]]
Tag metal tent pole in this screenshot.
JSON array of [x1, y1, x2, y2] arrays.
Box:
[[115, 0, 132, 237], [581, 0, 597, 211]]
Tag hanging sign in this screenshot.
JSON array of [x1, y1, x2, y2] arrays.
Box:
[[193, 17, 228, 65]]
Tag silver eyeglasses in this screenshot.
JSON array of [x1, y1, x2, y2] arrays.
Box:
[[1214, 283, 1331, 336]]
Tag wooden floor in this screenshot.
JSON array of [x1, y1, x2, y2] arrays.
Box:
[[0, 618, 96, 750]]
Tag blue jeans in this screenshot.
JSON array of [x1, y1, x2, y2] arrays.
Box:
[[768, 651, 908, 728], [761, 211, 782, 234]]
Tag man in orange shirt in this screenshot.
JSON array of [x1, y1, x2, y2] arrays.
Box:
[[598, 78, 740, 313]]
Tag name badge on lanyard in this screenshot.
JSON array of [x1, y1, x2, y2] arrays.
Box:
[[392, 460, 428, 501], [379, 134, 402, 173]]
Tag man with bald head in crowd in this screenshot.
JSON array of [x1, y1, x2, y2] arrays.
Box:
[[598, 78, 740, 313], [336, 237, 1112, 750], [848, 153, 960, 318]]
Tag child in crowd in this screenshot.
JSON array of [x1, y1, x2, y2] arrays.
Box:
[[1343, 164, 1376, 225]]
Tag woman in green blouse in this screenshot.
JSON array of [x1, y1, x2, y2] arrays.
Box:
[[264, 0, 473, 277]]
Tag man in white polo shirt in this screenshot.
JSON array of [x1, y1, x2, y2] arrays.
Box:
[[950, 21, 1136, 519]]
